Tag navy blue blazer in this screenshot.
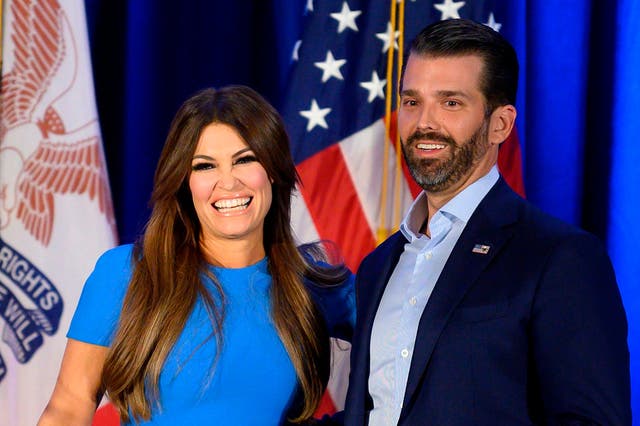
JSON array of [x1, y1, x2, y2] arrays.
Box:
[[340, 178, 630, 425]]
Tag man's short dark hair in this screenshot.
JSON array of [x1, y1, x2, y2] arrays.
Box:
[[404, 19, 519, 113]]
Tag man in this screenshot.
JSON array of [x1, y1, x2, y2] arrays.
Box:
[[342, 19, 630, 425]]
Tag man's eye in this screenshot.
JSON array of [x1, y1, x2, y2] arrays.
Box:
[[402, 99, 417, 106], [235, 155, 257, 165], [192, 163, 213, 171], [445, 100, 459, 107]]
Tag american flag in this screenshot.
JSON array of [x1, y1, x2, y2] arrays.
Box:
[[281, 0, 525, 414]]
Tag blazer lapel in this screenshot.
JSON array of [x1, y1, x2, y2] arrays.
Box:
[[358, 233, 406, 333], [400, 179, 519, 416], [347, 232, 407, 424]]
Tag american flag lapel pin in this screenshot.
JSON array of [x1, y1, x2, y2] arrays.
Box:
[[472, 244, 491, 255]]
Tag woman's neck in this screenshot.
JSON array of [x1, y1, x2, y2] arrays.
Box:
[[200, 238, 266, 268]]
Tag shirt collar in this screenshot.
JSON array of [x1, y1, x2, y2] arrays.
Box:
[[400, 166, 500, 240]]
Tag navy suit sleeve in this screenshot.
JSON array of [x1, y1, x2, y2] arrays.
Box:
[[531, 232, 631, 425], [305, 271, 356, 342]]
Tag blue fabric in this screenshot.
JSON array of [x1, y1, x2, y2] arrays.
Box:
[[609, 1, 640, 416], [68, 244, 354, 425]]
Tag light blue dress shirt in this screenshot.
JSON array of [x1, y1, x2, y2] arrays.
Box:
[[368, 167, 499, 425]]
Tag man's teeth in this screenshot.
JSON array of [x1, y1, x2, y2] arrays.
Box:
[[417, 143, 446, 150], [213, 197, 251, 210]]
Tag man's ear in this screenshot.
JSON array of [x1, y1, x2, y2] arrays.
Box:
[[488, 104, 517, 146]]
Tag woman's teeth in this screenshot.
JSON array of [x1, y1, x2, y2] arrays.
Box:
[[213, 197, 251, 211]]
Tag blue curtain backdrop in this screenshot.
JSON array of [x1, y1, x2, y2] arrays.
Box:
[[85, 0, 639, 420]]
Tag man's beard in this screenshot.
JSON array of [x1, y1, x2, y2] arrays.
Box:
[[401, 119, 490, 193]]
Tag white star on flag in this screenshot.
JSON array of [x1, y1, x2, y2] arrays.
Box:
[[292, 40, 302, 61], [376, 22, 400, 53], [434, 0, 465, 20], [484, 13, 502, 32], [299, 99, 331, 131], [314, 50, 347, 82], [306, 0, 313, 13], [330, 2, 362, 33], [360, 71, 386, 103]]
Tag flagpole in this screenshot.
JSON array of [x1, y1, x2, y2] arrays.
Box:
[[378, 0, 398, 244], [392, 0, 406, 232]]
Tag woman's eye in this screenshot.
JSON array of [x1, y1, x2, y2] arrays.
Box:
[[192, 163, 213, 171], [235, 155, 257, 165]]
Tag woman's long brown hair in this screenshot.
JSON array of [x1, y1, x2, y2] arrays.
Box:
[[100, 86, 348, 423]]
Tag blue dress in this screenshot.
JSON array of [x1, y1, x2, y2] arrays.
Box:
[[68, 244, 354, 425]]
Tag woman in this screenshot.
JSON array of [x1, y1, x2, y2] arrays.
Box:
[[38, 86, 354, 425]]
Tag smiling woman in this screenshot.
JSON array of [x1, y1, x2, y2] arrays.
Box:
[[37, 86, 355, 426], [189, 123, 273, 265]]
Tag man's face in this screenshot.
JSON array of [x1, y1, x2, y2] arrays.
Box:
[[398, 54, 495, 195]]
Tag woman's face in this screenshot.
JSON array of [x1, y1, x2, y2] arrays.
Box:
[[189, 123, 272, 250]]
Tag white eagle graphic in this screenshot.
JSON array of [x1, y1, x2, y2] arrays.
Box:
[[0, 0, 116, 246]]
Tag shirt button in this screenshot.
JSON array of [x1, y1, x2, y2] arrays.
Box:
[[401, 349, 409, 358], [409, 296, 417, 306], [425, 251, 433, 260]]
